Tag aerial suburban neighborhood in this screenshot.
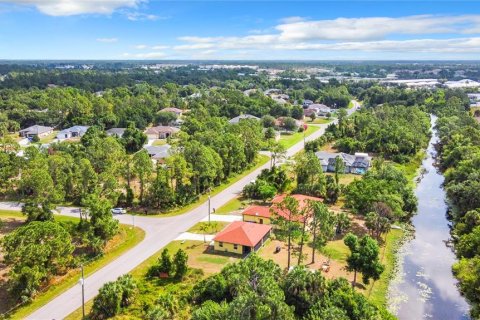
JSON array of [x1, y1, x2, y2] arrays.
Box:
[[1, 1, 480, 320]]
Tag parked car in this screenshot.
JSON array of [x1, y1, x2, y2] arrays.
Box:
[[111, 208, 126, 214]]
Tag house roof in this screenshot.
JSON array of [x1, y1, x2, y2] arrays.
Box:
[[161, 107, 183, 114], [242, 205, 271, 219], [229, 114, 260, 124], [271, 194, 322, 222], [106, 128, 126, 137], [145, 126, 180, 135], [144, 145, 171, 158], [19, 125, 53, 135], [213, 221, 272, 247], [59, 125, 90, 134]]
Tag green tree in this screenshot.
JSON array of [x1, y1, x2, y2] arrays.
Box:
[[344, 233, 384, 287], [173, 249, 188, 280], [133, 149, 153, 204], [121, 122, 147, 154], [2, 221, 74, 300], [310, 202, 336, 264]]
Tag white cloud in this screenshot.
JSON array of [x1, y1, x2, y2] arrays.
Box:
[[97, 37, 118, 43], [152, 45, 169, 50], [126, 11, 163, 21], [6, 0, 143, 16], [134, 44, 147, 49], [172, 14, 480, 57], [122, 51, 166, 59]]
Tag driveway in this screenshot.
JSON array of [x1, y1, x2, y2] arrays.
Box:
[[0, 102, 358, 319]]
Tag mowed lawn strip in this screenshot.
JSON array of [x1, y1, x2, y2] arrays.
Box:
[[279, 125, 320, 149], [0, 210, 145, 319]]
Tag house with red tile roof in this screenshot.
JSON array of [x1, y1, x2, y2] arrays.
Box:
[[270, 194, 322, 223], [213, 221, 272, 255], [242, 205, 272, 224]]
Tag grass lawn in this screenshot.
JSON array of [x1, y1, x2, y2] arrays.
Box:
[[348, 101, 355, 109], [365, 228, 405, 307], [392, 150, 426, 184], [306, 118, 333, 125], [321, 239, 350, 262], [187, 221, 229, 234], [135, 154, 269, 217], [326, 173, 360, 185], [215, 197, 265, 215], [279, 125, 320, 149], [38, 131, 58, 144], [151, 139, 167, 146], [0, 210, 145, 319]]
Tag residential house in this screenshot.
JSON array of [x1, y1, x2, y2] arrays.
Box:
[[229, 114, 260, 124], [144, 144, 172, 162], [145, 126, 180, 139], [271, 194, 323, 223], [19, 125, 54, 139], [161, 107, 184, 116], [106, 128, 126, 137], [213, 221, 272, 255], [242, 205, 272, 225], [57, 126, 90, 140], [315, 151, 372, 174], [275, 117, 303, 131], [306, 104, 331, 117], [302, 99, 314, 107]]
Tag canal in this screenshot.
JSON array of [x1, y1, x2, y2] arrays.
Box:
[[388, 115, 470, 319]]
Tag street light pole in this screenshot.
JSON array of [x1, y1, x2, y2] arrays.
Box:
[[208, 195, 211, 224], [80, 265, 85, 319]]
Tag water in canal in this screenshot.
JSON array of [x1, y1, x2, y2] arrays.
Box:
[[388, 116, 470, 319]]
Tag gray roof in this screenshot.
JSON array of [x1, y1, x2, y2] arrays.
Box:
[[144, 145, 171, 159], [59, 125, 90, 135], [229, 114, 260, 124], [106, 128, 126, 137], [19, 125, 53, 135]]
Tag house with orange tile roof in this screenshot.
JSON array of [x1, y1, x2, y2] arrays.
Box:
[[242, 205, 272, 225], [213, 221, 272, 255], [270, 194, 322, 223]]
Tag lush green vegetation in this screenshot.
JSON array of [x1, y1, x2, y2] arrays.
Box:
[[432, 89, 480, 318]]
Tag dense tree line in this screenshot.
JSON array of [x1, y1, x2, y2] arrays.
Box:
[[190, 255, 394, 320], [328, 105, 431, 163], [433, 91, 480, 318]]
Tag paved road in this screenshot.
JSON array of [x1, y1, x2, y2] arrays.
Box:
[[0, 102, 358, 319]]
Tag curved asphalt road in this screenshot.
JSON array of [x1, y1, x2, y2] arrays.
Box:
[[0, 101, 358, 319]]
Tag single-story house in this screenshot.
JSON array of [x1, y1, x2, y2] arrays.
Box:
[[57, 126, 90, 140], [302, 99, 314, 107], [306, 104, 331, 117], [275, 117, 303, 131], [106, 128, 126, 137], [315, 151, 372, 174], [144, 144, 172, 161], [242, 205, 272, 225], [271, 194, 323, 223], [19, 125, 54, 139], [161, 107, 184, 116], [145, 126, 180, 139], [229, 114, 260, 124], [213, 221, 272, 255]]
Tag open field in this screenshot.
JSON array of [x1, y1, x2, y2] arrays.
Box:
[[187, 221, 229, 234]]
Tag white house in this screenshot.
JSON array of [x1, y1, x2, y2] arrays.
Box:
[[57, 126, 90, 140]]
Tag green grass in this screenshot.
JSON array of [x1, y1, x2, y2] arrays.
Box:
[[321, 239, 350, 262], [392, 150, 426, 184], [38, 131, 58, 144], [2, 212, 145, 319], [187, 221, 228, 234], [279, 125, 320, 149], [366, 228, 405, 307], [196, 255, 228, 264], [348, 101, 355, 109], [135, 154, 269, 217], [0, 209, 23, 219]]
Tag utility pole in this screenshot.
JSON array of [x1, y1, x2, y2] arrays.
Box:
[[208, 195, 211, 224], [79, 265, 85, 319]]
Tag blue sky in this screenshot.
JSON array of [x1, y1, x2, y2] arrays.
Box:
[[1, 1, 480, 60]]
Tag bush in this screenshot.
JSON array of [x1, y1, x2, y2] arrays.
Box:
[[90, 274, 137, 319]]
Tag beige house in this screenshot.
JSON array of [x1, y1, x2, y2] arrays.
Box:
[[145, 126, 180, 139]]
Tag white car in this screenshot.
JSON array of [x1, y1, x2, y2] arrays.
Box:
[[111, 208, 127, 214]]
